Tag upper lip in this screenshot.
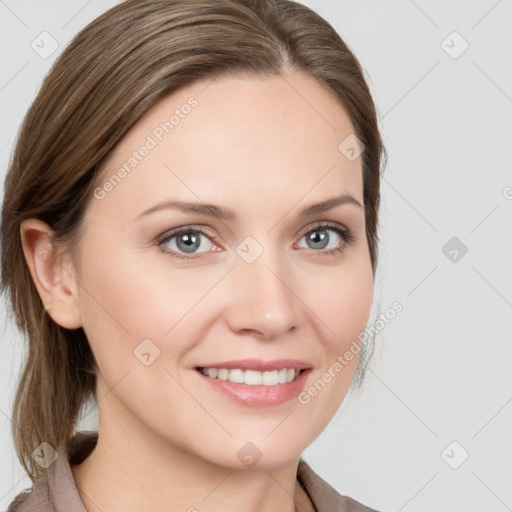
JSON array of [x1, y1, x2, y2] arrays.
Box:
[[196, 359, 311, 372]]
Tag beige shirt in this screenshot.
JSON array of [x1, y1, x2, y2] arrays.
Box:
[[7, 432, 379, 512]]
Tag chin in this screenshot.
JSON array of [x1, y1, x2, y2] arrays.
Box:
[[192, 436, 307, 471]]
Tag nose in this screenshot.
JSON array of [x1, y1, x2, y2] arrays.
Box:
[[224, 245, 299, 340]]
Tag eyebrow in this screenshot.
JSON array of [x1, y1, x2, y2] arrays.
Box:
[[134, 194, 362, 221]]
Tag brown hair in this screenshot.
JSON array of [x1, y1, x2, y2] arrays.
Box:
[[1, 0, 386, 480]]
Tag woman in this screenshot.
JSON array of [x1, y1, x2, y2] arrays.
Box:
[[2, 0, 386, 510]]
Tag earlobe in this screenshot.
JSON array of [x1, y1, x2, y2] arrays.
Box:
[[19, 219, 83, 329]]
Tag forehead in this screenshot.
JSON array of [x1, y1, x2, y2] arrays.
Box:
[[91, 69, 363, 220]]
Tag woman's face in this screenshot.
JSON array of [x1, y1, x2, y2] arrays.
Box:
[[70, 68, 373, 468]]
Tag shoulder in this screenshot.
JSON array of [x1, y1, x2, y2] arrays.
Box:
[[297, 458, 382, 512], [6, 475, 51, 512], [6, 431, 97, 512]]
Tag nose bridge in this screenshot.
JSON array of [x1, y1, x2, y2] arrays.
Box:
[[225, 236, 298, 338]]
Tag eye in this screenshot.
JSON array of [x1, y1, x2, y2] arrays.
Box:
[[295, 223, 354, 256], [158, 227, 220, 259], [157, 222, 355, 261]]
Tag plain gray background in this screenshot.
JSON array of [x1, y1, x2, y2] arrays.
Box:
[[1, 1, 511, 511]]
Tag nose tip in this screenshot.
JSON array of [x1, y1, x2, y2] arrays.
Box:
[[224, 259, 298, 340], [254, 308, 297, 340]]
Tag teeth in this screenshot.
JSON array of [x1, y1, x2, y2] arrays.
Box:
[[200, 367, 301, 385]]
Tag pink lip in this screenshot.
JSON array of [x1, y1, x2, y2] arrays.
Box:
[[195, 358, 311, 372], [195, 363, 312, 407]]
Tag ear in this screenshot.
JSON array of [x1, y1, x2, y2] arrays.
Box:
[[19, 218, 83, 329]]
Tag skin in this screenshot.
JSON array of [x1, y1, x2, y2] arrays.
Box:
[[20, 67, 373, 512]]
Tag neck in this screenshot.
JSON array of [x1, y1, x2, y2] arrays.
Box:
[[71, 394, 313, 512]]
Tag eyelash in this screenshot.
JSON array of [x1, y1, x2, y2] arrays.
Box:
[[156, 222, 355, 261]]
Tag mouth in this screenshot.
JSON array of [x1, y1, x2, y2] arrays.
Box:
[[194, 359, 312, 407]]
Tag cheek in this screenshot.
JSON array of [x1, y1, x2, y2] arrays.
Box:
[[298, 250, 373, 394], [75, 239, 225, 372], [296, 258, 373, 410], [286, 258, 373, 446], [302, 253, 374, 349]]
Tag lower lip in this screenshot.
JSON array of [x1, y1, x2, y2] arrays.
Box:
[[195, 369, 311, 407]]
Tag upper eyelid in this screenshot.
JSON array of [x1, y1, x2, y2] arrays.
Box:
[[157, 224, 216, 242], [296, 221, 349, 237]]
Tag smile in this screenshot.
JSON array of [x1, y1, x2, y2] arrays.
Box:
[[194, 360, 312, 407]]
